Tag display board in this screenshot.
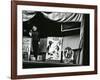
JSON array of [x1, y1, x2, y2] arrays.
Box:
[[22, 37, 32, 61], [46, 37, 62, 60]]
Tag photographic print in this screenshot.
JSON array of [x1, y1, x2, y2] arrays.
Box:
[[22, 11, 89, 68], [11, 1, 97, 79]]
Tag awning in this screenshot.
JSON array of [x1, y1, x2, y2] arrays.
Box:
[[22, 11, 83, 22]]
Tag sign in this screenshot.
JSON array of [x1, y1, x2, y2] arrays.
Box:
[[46, 37, 62, 60], [22, 37, 32, 60]]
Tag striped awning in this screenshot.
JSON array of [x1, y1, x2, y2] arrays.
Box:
[[22, 11, 83, 22], [42, 12, 83, 22]]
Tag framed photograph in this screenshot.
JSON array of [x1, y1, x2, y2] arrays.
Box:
[[11, 1, 97, 79]]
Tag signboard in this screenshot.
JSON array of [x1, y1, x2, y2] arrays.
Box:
[[46, 37, 62, 60], [22, 37, 32, 61]]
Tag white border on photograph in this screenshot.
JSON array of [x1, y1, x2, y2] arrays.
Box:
[[17, 5, 94, 75]]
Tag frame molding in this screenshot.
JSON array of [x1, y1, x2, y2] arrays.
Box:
[[11, 1, 97, 79]]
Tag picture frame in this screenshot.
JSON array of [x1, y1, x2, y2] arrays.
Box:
[[11, 0, 97, 79]]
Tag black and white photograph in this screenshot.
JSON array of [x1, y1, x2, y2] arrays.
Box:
[[11, 1, 97, 79], [22, 11, 90, 68]]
